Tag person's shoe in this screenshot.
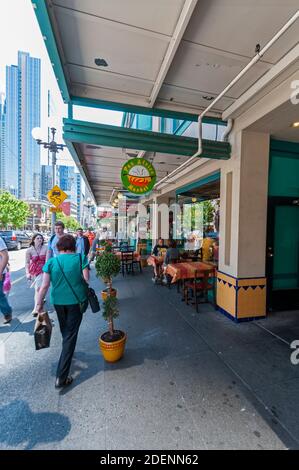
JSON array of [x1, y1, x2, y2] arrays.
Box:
[[55, 376, 73, 389], [3, 314, 12, 324]]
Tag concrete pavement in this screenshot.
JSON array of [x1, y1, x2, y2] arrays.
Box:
[[0, 251, 299, 449]]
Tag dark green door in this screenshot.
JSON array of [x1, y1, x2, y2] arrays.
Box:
[[267, 198, 299, 310]]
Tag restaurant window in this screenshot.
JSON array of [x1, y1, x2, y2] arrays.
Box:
[[176, 176, 220, 266]]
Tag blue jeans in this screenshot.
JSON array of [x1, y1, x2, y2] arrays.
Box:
[[0, 276, 12, 316]]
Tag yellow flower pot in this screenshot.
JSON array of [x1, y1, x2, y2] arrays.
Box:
[[99, 332, 127, 362]]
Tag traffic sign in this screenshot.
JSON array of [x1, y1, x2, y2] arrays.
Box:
[[50, 207, 62, 213], [47, 185, 68, 207]]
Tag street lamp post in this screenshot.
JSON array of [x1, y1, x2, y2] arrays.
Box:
[[84, 197, 92, 228], [33, 127, 66, 234]]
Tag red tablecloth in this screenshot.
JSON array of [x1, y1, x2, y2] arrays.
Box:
[[166, 262, 215, 283]]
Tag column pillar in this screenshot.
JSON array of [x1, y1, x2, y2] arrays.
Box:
[[217, 130, 270, 321]]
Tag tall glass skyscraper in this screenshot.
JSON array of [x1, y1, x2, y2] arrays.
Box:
[[0, 93, 6, 189], [4, 65, 19, 195], [18, 51, 41, 199], [3, 51, 41, 198]]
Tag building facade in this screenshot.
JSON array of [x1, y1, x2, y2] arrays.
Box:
[[2, 52, 41, 198]]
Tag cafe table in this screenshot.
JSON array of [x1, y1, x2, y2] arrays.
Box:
[[165, 261, 215, 284]]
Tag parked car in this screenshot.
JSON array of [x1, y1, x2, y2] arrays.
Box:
[[0, 230, 31, 250]]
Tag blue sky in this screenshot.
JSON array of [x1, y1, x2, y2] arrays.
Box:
[[0, 0, 122, 167]]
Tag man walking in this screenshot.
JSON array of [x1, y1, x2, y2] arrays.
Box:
[[75, 228, 90, 256], [47, 221, 65, 260], [0, 236, 13, 324]]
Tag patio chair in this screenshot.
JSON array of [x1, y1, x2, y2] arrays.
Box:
[[183, 269, 216, 312], [132, 254, 142, 273], [121, 251, 134, 276]]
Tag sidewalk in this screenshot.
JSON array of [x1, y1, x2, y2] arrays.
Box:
[[0, 265, 298, 450]]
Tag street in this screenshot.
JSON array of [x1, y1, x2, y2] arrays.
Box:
[[0, 250, 299, 450]]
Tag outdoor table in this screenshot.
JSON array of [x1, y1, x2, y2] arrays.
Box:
[[166, 261, 215, 284]]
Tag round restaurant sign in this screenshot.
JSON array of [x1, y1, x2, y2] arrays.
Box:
[[121, 158, 156, 195]]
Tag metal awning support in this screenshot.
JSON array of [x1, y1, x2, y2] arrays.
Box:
[[63, 118, 231, 159], [148, 0, 198, 106]]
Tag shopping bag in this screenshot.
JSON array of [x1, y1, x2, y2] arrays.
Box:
[[3, 272, 11, 294], [34, 312, 52, 350]]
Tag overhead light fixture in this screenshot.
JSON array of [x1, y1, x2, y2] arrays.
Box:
[[94, 58, 108, 67], [191, 197, 197, 203], [291, 122, 299, 128], [202, 95, 214, 101]]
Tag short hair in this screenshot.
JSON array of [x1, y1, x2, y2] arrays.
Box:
[[55, 220, 65, 229], [56, 234, 76, 252], [77, 227, 83, 231]]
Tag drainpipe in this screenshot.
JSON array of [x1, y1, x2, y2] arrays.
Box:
[[154, 9, 299, 190], [222, 118, 233, 142]]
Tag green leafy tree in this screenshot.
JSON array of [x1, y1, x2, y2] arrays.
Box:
[[58, 214, 80, 230], [202, 200, 215, 225], [0, 192, 30, 228]]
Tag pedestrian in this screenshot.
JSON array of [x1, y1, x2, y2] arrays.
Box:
[[25, 233, 47, 316], [75, 228, 90, 256], [0, 236, 13, 324], [84, 227, 95, 249], [89, 228, 109, 261], [46, 220, 65, 260], [36, 234, 90, 389]]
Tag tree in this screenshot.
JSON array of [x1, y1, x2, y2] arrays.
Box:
[[58, 214, 80, 230], [202, 200, 215, 225], [0, 192, 30, 228]]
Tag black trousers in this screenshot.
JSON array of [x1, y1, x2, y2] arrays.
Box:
[[54, 304, 83, 383]]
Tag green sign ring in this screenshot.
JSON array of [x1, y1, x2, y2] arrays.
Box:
[[121, 158, 156, 195]]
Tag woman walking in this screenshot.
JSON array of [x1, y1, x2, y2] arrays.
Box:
[[25, 234, 47, 316], [36, 234, 89, 389]]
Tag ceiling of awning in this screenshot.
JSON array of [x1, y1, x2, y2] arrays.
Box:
[[72, 142, 191, 204], [35, 0, 299, 116]]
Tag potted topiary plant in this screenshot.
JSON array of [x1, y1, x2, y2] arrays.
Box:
[[99, 295, 126, 362], [95, 241, 121, 300]]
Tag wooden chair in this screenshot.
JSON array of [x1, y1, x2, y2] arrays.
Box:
[[183, 269, 215, 312], [132, 254, 142, 273], [121, 251, 134, 276]]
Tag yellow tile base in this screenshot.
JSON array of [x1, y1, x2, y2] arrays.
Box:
[[216, 272, 266, 322]]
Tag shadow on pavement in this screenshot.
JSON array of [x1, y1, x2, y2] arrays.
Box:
[[0, 317, 36, 336], [0, 400, 71, 449]]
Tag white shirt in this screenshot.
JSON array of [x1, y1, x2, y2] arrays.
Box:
[[0, 237, 8, 274]]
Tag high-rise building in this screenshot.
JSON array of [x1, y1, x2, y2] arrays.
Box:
[[2, 52, 41, 198], [18, 51, 41, 199], [0, 93, 5, 189], [41, 164, 55, 201], [58, 165, 76, 201], [3, 65, 18, 195]]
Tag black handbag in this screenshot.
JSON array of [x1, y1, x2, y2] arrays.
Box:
[[86, 285, 101, 313], [78, 255, 101, 313]]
